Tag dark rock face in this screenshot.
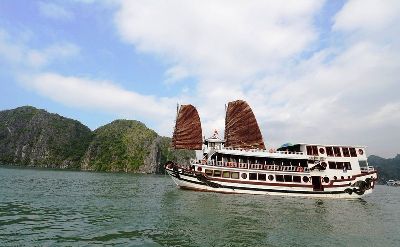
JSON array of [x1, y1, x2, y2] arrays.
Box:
[[0, 106, 92, 168], [0, 106, 196, 173], [368, 154, 400, 184], [81, 120, 195, 173]]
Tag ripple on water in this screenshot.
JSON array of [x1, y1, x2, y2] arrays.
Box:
[[0, 167, 399, 246]]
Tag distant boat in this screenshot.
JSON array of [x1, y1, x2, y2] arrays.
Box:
[[386, 180, 400, 186], [165, 100, 378, 198]]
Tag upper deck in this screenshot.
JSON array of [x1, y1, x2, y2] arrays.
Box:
[[200, 136, 373, 174]]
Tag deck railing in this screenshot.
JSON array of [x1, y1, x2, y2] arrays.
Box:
[[221, 147, 304, 155], [190, 159, 310, 172]]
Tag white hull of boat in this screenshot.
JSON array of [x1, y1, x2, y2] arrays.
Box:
[[166, 169, 375, 199]]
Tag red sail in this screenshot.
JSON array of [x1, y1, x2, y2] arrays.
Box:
[[224, 100, 265, 149], [172, 104, 203, 150]]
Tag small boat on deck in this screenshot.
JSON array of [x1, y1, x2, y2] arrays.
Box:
[[165, 100, 377, 198]]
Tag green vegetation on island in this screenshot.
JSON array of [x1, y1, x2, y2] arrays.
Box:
[[0, 106, 92, 169], [368, 155, 400, 184], [0, 106, 194, 173], [1, 106, 398, 178]]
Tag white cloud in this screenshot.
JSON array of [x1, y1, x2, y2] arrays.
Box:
[[3, 1, 399, 157], [164, 65, 190, 84], [334, 0, 400, 32], [23, 73, 177, 134], [26, 43, 80, 67], [38, 2, 74, 21], [0, 29, 80, 68], [0, 30, 23, 63], [112, 0, 400, 157], [115, 0, 323, 81]]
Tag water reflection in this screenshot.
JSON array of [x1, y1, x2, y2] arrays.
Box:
[[0, 167, 399, 246]]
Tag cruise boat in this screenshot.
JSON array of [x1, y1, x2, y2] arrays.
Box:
[[165, 100, 377, 198]]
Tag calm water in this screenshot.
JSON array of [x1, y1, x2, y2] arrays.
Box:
[[0, 167, 399, 247]]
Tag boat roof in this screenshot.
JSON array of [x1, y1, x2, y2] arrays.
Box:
[[289, 143, 367, 148]]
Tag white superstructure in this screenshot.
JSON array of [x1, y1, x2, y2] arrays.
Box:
[[166, 132, 377, 198]]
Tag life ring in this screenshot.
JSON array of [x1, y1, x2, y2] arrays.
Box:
[[297, 167, 304, 172], [264, 165, 268, 170]]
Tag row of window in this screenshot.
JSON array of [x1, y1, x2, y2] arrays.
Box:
[[204, 169, 354, 184], [213, 157, 308, 167], [307, 146, 361, 157], [204, 169, 310, 183], [205, 169, 240, 179], [328, 161, 352, 170]]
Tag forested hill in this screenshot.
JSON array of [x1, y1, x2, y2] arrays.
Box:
[[368, 154, 400, 184], [0, 106, 194, 173]]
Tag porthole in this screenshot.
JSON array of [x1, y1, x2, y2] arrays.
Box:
[[358, 149, 364, 155], [348, 176, 351, 179], [323, 177, 329, 183], [333, 176, 337, 180], [268, 175, 274, 181], [303, 176, 309, 183], [241, 173, 248, 179], [341, 176, 345, 180], [319, 147, 325, 154]]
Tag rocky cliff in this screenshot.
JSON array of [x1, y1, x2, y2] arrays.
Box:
[[0, 106, 92, 168], [368, 154, 400, 184], [0, 106, 194, 173]]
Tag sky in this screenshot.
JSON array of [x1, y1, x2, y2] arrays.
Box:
[[0, 0, 399, 158]]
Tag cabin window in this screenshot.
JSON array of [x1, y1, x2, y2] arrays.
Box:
[[342, 147, 350, 157], [222, 171, 230, 178], [205, 169, 213, 176], [333, 147, 342, 157], [312, 146, 319, 156], [284, 175, 292, 182], [319, 147, 325, 154], [334, 176, 337, 180], [258, 173, 266, 181], [276, 175, 284, 182], [307, 145, 319, 156], [241, 173, 247, 179], [303, 176, 309, 183], [336, 162, 344, 169], [293, 176, 301, 183], [323, 177, 329, 183], [231, 172, 239, 179], [328, 162, 336, 169], [326, 146, 334, 157], [268, 175, 274, 181], [306, 146, 313, 155], [341, 176, 345, 180], [344, 162, 352, 170], [249, 173, 258, 180], [213, 170, 221, 177], [349, 147, 357, 157]]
